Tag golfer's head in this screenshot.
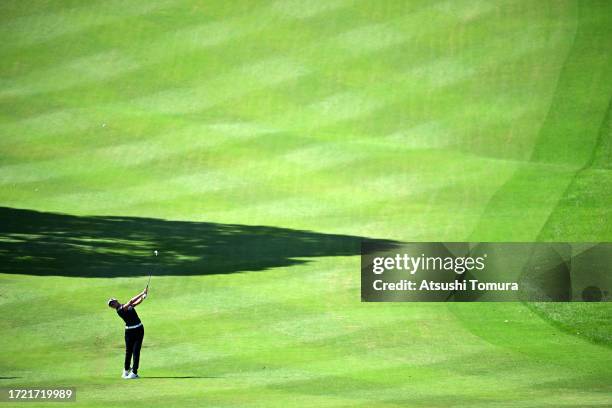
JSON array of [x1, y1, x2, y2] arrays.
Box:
[[107, 298, 119, 309]]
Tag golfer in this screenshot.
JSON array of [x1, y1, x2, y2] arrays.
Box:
[[108, 287, 148, 379]]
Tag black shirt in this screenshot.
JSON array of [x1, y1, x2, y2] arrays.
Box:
[[117, 305, 142, 327]]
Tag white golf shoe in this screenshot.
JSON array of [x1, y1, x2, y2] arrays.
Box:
[[126, 372, 139, 379], [122, 369, 130, 378]]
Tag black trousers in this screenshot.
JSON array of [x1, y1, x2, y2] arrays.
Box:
[[124, 325, 144, 373]]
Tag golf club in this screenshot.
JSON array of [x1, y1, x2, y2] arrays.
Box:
[[146, 250, 157, 291]]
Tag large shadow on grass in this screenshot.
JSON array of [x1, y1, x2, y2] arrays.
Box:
[[0, 207, 398, 278]]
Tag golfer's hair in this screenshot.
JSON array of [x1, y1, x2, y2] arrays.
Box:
[[107, 298, 118, 306]]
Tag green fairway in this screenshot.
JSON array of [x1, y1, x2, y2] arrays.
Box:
[[1, 0, 611, 407]]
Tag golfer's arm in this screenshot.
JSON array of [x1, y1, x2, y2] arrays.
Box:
[[126, 291, 147, 307]]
